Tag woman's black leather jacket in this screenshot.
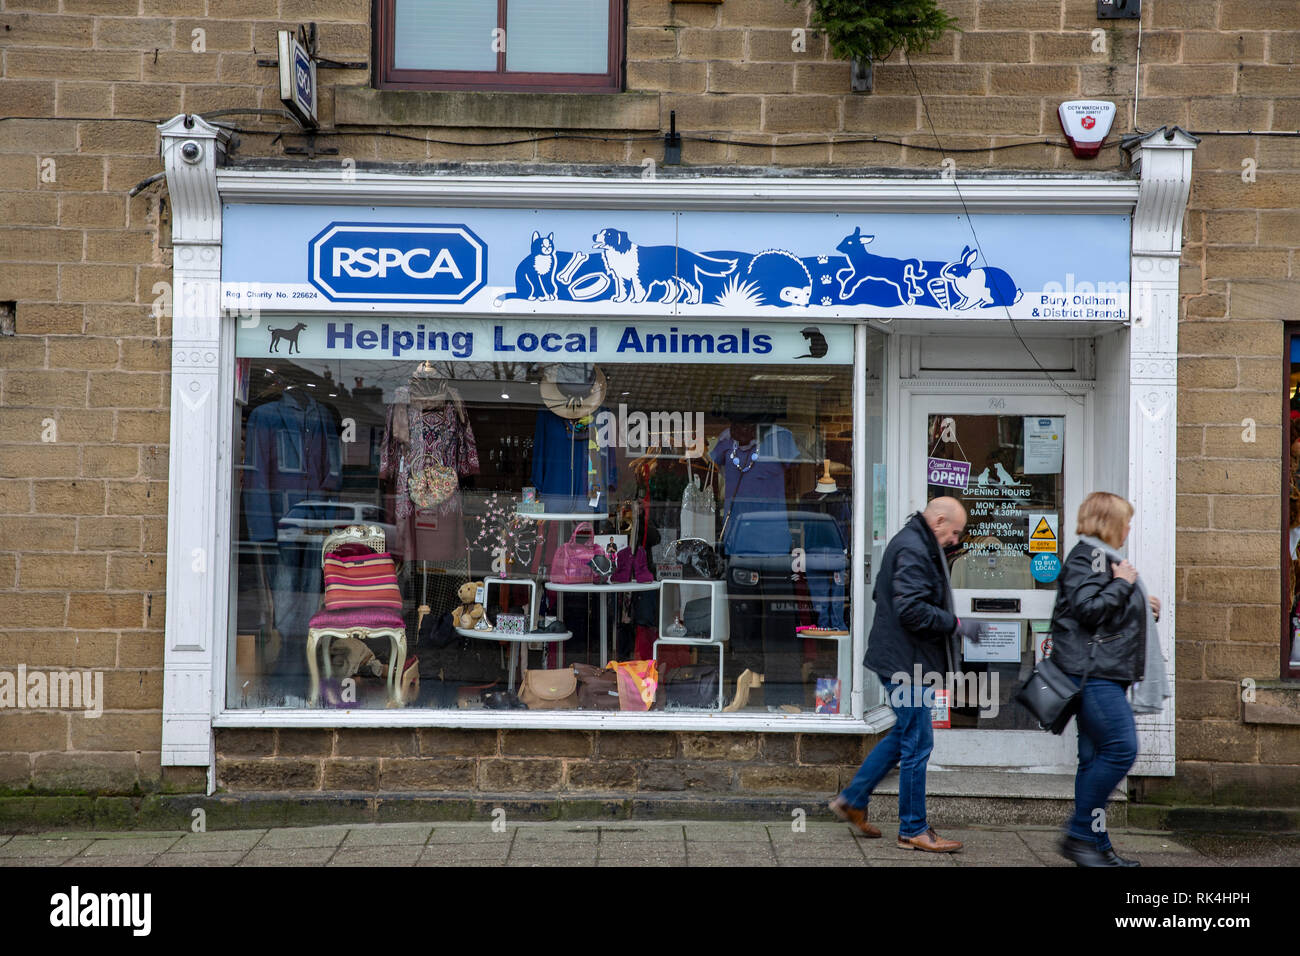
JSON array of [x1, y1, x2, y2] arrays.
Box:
[[1048, 541, 1146, 683]]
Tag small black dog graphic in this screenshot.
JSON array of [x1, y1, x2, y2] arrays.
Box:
[[268, 322, 308, 354], [796, 326, 829, 359]]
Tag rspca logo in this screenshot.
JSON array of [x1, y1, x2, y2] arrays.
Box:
[[292, 45, 314, 109], [309, 222, 487, 304]]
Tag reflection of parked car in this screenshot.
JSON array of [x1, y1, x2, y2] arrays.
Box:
[[725, 510, 848, 589], [276, 501, 397, 552]]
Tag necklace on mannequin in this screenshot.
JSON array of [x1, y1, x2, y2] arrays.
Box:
[[728, 438, 759, 473]]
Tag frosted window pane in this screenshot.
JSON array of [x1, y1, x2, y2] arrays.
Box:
[[394, 0, 498, 72], [506, 0, 608, 74]]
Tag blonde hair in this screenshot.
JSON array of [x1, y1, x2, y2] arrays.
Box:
[[1076, 491, 1134, 549]]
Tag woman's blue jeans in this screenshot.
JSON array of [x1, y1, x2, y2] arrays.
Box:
[[839, 682, 933, 838], [1067, 675, 1137, 850]]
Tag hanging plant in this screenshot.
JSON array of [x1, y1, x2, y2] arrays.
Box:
[[792, 0, 960, 64]]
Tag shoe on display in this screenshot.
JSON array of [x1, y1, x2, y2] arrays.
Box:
[[723, 669, 764, 712]]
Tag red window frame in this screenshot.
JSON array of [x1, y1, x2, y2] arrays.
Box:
[[373, 0, 624, 94], [1282, 325, 1300, 680]]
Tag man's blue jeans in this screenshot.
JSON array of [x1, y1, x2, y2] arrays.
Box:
[[839, 682, 934, 838], [1066, 675, 1137, 850]]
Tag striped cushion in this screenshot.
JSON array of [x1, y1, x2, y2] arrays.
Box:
[[323, 551, 401, 609]]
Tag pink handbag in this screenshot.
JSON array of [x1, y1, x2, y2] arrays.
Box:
[[550, 522, 604, 584]]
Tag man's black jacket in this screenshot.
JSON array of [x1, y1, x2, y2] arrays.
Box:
[[864, 512, 958, 682]]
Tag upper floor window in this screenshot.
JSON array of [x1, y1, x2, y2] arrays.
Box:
[[375, 0, 624, 93]]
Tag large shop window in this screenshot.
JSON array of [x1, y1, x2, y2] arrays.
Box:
[[1284, 328, 1300, 679], [228, 317, 868, 716], [374, 0, 623, 93]]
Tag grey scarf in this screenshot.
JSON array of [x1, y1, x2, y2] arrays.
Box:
[[1077, 534, 1170, 716]]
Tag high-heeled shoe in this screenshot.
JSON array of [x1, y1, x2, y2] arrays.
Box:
[[723, 669, 764, 712]]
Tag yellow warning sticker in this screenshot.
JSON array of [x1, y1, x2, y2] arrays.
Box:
[[1029, 513, 1058, 553]]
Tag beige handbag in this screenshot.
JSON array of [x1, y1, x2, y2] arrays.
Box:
[[518, 667, 579, 710]]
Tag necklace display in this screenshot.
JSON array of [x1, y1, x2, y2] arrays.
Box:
[[728, 439, 759, 473]]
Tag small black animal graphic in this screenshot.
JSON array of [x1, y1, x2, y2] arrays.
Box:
[[268, 322, 308, 354], [516, 231, 557, 301], [796, 326, 829, 359]]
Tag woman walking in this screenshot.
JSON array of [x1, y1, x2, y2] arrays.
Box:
[[1049, 492, 1170, 867]]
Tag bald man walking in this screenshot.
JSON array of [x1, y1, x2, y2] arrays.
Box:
[[829, 497, 984, 852]]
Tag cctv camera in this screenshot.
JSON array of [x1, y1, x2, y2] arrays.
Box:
[[180, 141, 203, 164]]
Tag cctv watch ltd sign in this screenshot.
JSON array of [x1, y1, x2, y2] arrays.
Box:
[[308, 222, 487, 304]]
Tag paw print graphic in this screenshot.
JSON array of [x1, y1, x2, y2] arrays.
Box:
[[817, 255, 828, 264], [820, 274, 832, 284], [820, 296, 832, 306]]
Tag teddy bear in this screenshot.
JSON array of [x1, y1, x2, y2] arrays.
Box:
[[451, 580, 486, 630]]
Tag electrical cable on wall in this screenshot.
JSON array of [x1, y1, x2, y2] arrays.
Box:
[[905, 52, 1087, 407]]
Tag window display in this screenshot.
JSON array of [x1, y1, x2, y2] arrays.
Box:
[[228, 316, 864, 716]]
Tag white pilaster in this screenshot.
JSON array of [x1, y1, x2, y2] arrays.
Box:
[[1124, 127, 1199, 776], [159, 115, 232, 767]]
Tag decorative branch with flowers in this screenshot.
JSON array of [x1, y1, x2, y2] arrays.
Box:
[[470, 491, 527, 576]]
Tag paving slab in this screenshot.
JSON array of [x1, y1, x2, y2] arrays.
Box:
[[687, 846, 778, 865], [257, 826, 351, 849], [427, 826, 513, 845], [597, 848, 688, 865], [513, 826, 599, 844], [238, 847, 338, 867], [329, 845, 424, 866], [598, 825, 685, 843], [81, 837, 181, 857], [767, 825, 864, 845], [0, 837, 94, 858], [170, 830, 266, 852], [63, 855, 161, 867], [340, 824, 434, 847], [683, 824, 772, 842], [419, 846, 510, 866], [507, 857, 598, 867], [776, 853, 870, 866], [152, 851, 248, 867]]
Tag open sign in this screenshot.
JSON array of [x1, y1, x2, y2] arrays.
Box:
[[927, 457, 970, 490]]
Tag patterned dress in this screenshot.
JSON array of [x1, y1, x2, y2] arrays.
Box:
[[380, 401, 480, 561]]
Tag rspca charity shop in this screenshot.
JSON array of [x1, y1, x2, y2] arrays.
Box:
[[221, 204, 1132, 321]]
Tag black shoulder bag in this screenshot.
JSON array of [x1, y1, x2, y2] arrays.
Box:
[[1013, 640, 1096, 735]]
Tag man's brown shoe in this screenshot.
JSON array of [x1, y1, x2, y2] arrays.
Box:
[[829, 796, 881, 838], [897, 827, 962, 853]]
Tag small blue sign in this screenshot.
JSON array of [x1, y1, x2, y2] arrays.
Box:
[[1031, 552, 1061, 584], [309, 222, 487, 303], [293, 45, 314, 111]]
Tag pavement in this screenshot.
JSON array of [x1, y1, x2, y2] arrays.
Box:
[[1, 821, 1297, 866]]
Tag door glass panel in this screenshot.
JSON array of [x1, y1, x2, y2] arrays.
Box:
[[924, 413, 1065, 729]]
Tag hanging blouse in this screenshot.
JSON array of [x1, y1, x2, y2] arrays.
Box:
[[380, 401, 480, 519]]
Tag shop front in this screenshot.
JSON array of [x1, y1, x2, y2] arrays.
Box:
[[158, 116, 1195, 793]]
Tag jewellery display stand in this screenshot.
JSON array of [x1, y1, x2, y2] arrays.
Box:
[[653, 578, 727, 709]]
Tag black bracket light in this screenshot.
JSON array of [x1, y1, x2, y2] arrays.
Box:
[[664, 110, 682, 166]]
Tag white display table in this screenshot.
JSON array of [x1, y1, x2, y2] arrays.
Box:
[[456, 626, 572, 690], [544, 580, 661, 665]]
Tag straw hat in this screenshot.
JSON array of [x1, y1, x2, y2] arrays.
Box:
[[539, 364, 607, 420]]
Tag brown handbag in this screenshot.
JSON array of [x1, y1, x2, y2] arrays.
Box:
[[573, 662, 619, 710], [518, 666, 579, 710]]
